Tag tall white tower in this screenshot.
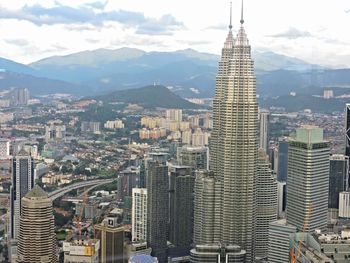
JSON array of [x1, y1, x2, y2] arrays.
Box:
[[199, 1, 258, 261]]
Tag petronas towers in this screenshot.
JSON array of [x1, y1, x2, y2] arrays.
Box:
[[194, 2, 258, 262]]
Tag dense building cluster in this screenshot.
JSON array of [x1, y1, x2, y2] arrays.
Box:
[[1, 2, 350, 263]]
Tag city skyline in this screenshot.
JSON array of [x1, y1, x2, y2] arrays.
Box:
[[1, 1, 350, 262], [0, 0, 349, 67]]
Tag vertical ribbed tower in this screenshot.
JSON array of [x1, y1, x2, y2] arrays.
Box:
[[16, 185, 57, 263], [211, 1, 257, 261], [286, 126, 330, 232]]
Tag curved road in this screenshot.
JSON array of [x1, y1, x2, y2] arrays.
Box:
[[48, 178, 115, 200]]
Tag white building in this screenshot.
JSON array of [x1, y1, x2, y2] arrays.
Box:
[[287, 126, 330, 232], [104, 120, 125, 129], [181, 129, 192, 145], [0, 138, 10, 158], [166, 109, 182, 122], [323, 89, 334, 99], [268, 219, 297, 263], [259, 110, 269, 153], [339, 191, 350, 219], [191, 128, 205, 147], [132, 188, 147, 241], [45, 124, 66, 142]]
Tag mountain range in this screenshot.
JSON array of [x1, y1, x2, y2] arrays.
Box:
[[1, 47, 350, 98]]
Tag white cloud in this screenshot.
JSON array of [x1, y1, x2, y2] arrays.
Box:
[[0, 0, 349, 67]]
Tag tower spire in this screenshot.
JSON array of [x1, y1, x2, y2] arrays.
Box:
[[229, 2, 233, 30], [240, 0, 244, 25]]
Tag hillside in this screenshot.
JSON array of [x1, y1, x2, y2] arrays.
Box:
[[0, 71, 85, 95], [0, 57, 36, 75], [98, 85, 200, 109]]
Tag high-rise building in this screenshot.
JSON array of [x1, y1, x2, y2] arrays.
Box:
[[0, 138, 10, 158], [206, 3, 258, 261], [10, 150, 34, 240], [323, 89, 334, 99], [166, 109, 182, 122], [329, 154, 348, 220], [189, 116, 200, 128], [277, 181, 287, 218], [203, 113, 212, 129], [190, 244, 246, 263], [168, 164, 194, 248], [181, 129, 192, 145], [268, 144, 279, 174], [259, 110, 269, 153], [12, 88, 29, 106], [339, 191, 350, 219], [139, 161, 146, 188], [345, 104, 350, 180], [94, 216, 124, 263], [277, 138, 288, 182], [16, 186, 57, 263], [267, 219, 297, 263], [117, 167, 140, 202], [177, 145, 208, 170], [132, 188, 147, 242], [146, 154, 169, 263], [286, 126, 330, 232], [193, 171, 221, 245], [45, 124, 66, 142], [255, 150, 277, 259], [191, 128, 206, 147], [81, 121, 100, 133]]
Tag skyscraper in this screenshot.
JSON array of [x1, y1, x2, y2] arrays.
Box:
[[177, 145, 208, 170], [45, 124, 66, 143], [166, 109, 182, 122], [277, 138, 289, 182], [132, 188, 147, 242], [190, 244, 246, 263], [0, 138, 10, 158], [12, 88, 29, 106], [259, 110, 269, 153], [207, 2, 258, 261], [94, 216, 124, 263], [168, 164, 194, 248], [16, 185, 57, 263], [146, 154, 169, 263], [345, 104, 350, 160], [286, 126, 330, 232], [328, 155, 348, 219], [255, 149, 277, 259], [10, 150, 34, 240], [193, 171, 221, 245], [267, 219, 296, 263]]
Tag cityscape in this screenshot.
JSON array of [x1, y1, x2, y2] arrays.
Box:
[[0, 0, 350, 262]]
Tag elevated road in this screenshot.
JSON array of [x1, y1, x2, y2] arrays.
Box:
[[48, 178, 115, 200]]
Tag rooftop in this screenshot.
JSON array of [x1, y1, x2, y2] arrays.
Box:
[[25, 185, 48, 199]]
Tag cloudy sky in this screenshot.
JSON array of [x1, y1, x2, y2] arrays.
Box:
[[0, 0, 349, 67]]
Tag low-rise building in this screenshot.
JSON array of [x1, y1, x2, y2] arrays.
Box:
[[63, 239, 100, 263]]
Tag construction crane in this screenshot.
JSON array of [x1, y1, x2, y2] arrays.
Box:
[[290, 205, 313, 263], [73, 192, 89, 238]]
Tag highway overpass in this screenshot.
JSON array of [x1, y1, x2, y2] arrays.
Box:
[[48, 178, 115, 200]]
